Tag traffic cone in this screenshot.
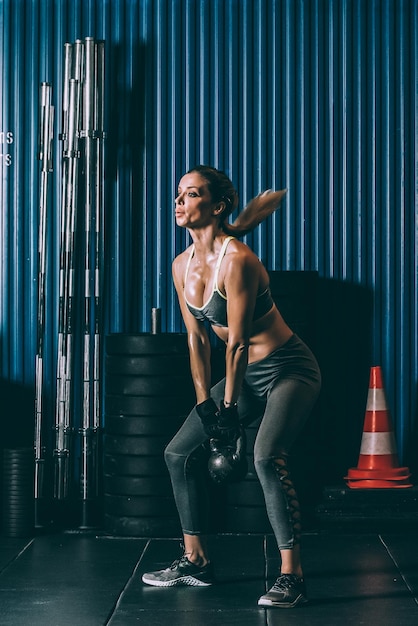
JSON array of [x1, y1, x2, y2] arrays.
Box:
[[345, 366, 412, 488]]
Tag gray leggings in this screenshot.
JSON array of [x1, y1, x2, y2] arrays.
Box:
[[164, 334, 321, 550]]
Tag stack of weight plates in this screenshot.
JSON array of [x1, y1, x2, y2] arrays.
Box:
[[2, 448, 34, 537], [104, 333, 195, 537]]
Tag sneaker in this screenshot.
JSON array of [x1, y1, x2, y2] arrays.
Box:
[[258, 573, 308, 608], [142, 555, 214, 587]]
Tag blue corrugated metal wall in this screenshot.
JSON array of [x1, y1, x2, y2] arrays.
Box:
[[0, 0, 417, 475]]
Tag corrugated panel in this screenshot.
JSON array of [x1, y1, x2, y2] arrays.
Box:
[[0, 0, 417, 475]]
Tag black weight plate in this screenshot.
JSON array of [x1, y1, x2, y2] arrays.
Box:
[[245, 457, 258, 475], [104, 434, 168, 456], [105, 354, 190, 376], [2, 481, 34, 489], [104, 454, 168, 476], [3, 497, 34, 504], [3, 517, 34, 525], [105, 394, 193, 416], [3, 489, 34, 502], [3, 499, 34, 507], [2, 530, 34, 538], [2, 468, 34, 475], [225, 505, 271, 533], [105, 333, 188, 356], [2, 482, 34, 488], [3, 448, 33, 456], [2, 512, 33, 519], [104, 414, 185, 436], [3, 520, 34, 527], [2, 461, 33, 468], [226, 480, 265, 506], [2, 489, 34, 496], [2, 478, 33, 485], [2, 495, 34, 502], [2, 490, 33, 497], [1, 473, 34, 481], [104, 493, 177, 517], [2, 510, 34, 518], [2, 525, 34, 533], [104, 513, 181, 538], [2, 500, 34, 508], [3, 513, 34, 521], [104, 474, 172, 496], [2, 512, 34, 519], [3, 459, 35, 472], [245, 428, 259, 449], [105, 374, 193, 397]]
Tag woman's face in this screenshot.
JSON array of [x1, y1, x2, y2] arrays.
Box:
[[174, 172, 218, 229]]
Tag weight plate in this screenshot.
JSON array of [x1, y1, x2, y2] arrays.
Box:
[[3, 448, 33, 456], [245, 428, 259, 448], [2, 487, 34, 495], [3, 504, 34, 519], [2, 523, 34, 531], [2, 495, 34, 502], [2, 530, 34, 538], [226, 480, 264, 506], [104, 474, 172, 496], [105, 334, 188, 356], [105, 374, 193, 397], [104, 415, 185, 436], [3, 512, 34, 519], [2, 462, 34, 470], [225, 505, 271, 533], [104, 453, 168, 476], [105, 394, 193, 416], [2, 512, 34, 520], [104, 493, 177, 516], [2, 476, 34, 491], [104, 434, 169, 456], [104, 513, 181, 538], [2, 492, 34, 500], [105, 354, 190, 376]]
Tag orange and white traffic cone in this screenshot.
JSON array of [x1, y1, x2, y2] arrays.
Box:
[[345, 366, 412, 489]]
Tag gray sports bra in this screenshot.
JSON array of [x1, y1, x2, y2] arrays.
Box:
[[184, 236, 274, 328]]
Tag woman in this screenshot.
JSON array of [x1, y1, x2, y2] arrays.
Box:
[[142, 165, 321, 608]]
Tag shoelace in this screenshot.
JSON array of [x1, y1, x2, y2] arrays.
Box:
[[271, 574, 301, 591], [169, 555, 189, 570]]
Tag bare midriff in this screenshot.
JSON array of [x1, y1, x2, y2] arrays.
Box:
[[211, 305, 294, 364]]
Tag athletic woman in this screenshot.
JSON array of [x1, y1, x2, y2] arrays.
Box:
[[142, 165, 321, 608]]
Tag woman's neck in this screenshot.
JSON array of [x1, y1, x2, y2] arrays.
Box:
[[188, 226, 225, 254]]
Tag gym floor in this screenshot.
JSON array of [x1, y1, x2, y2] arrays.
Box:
[[1, 527, 417, 625]]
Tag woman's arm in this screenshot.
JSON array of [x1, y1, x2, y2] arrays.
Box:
[[222, 247, 260, 405], [172, 255, 212, 403]]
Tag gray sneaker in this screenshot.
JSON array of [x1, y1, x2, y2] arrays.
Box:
[[258, 574, 308, 608], [142, 555, 213, 587]]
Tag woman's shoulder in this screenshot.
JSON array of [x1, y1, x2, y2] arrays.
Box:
[[173, 244, 193, 264], [223, 238, 267, 279], [225, 237, 261, 263]]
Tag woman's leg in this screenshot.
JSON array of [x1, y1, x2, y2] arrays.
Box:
[[164, 406, 211, 541], [254, 377, 320, 574], [164, 376, 260, 561], [163, 379, 228, 552]]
